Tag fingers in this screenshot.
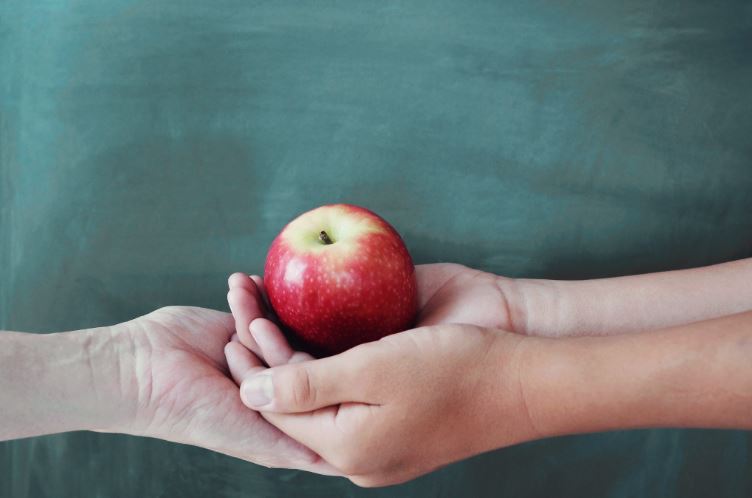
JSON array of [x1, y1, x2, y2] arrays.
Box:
[[260, 407, 340, 455], [227, 272, 265, 355], [223, 342, 344, 476], [239, 352, 363, 413], [207, 376, 343, 477], [228, 272, 256, 292], [250, 275, 271, 313], [225, 341, 265, 385], [250, 318, 314, 367], [261, 403, 380, 471]]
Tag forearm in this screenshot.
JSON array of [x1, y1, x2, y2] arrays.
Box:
[[522, 310, 752, 439], [0, 327, 131, 441], [507, 257, 752, 337]]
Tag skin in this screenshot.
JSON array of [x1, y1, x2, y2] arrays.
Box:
[[408, 258, 752, 337], [225, 258, 752, 487], [0, 280, 337, 474], [2, 258, 750, 483]]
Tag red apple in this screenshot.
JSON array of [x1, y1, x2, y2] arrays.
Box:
[[264, 204, 418, 356]]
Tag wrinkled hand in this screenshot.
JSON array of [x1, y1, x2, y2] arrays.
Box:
[[109, 297, 336, 473]]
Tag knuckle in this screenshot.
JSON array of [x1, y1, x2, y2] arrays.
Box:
[[288, 366, 315, 409]]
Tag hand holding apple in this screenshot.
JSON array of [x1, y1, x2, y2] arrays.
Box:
[[228, 261, 522, 361], [263, 204, 418, 356], [223, 264, 534, 486], [225, 316, 538, 487]]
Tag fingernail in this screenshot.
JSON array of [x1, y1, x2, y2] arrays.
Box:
[[249, 320, 267, 347], [242, 374, 273, 408]]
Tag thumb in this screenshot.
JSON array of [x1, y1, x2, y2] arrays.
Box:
[[240, 355, 357, 413]]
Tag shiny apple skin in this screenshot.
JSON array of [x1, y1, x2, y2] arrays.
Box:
[[264, 204, 418, 357]]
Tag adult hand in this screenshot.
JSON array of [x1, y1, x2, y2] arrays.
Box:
[[225, 319, 538, 487], [106, 299, 337, 473]]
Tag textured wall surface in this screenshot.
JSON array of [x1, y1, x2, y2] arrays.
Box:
[[1, 0, 751, 496]]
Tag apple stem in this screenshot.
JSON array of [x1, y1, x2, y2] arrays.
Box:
[[319, 230, 334, 245]]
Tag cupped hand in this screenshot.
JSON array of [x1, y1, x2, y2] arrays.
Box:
[[230, 263, 517, 358], [413, 263, 517, 330], [109, 292, 336, 473], [224, 317, 539, 487], [220, 263, 531, 485]]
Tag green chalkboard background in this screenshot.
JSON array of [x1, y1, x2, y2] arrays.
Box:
[[2, 0, 751, 496]]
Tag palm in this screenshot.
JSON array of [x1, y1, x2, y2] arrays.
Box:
[[414, 263, 513, 330], [123, 306, 322, 469]]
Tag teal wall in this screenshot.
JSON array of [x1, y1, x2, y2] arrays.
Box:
[[1, 0, 751, 496]]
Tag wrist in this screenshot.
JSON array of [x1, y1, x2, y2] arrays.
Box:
[[517, 333, 666, 438], [498, 276, 572, 337], [75, 324, 139, 433], [483, 330, 546, 448], [0, 325, 136, 441], [41, 325, 137, 434], [502, 259, 752, 339]]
